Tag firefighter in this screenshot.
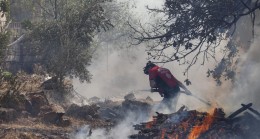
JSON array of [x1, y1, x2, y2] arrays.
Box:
[[143, 61, 191, 112]]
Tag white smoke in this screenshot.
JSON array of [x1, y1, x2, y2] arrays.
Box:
[[217, 26, 260, 112], [73, 111, 150, 139], [73, 0, 165, 101], [72, 0, 229, 111]]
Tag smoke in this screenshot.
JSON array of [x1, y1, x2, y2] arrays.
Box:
[[177, 13, 260, 113], [72, 0, 260, 116], [72, 0, 230, 111], [72, 0, 164, 101], [73, 111, 150, 139], [73, 46, 151, 98], [71, 2, 260, 139], [217, 26, 260, 112]]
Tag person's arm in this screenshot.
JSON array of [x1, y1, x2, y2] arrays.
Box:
[[176, 80, 192, 95]]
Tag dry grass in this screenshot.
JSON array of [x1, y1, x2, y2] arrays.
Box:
[[0, 73, 113, 138], [0, 115, 113, 139]]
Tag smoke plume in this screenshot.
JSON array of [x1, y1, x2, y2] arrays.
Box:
[[218, 27, 260, 112]]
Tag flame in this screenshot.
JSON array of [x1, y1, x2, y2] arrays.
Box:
[[160, 128, 166, 139], [168, 133, 179, 139], [145, 121, 154, 128], [180, 121, 189, 131], [145, 118, 157, 128], [145, 111, 157, 128], [188, 109, 215, 139]]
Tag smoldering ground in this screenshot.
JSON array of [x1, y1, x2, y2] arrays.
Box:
[[74, 112, 150, 139]]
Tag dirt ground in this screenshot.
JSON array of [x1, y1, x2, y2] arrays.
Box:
[[0, 74, 113, 139]]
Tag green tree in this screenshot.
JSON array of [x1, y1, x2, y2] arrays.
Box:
[[0, 0, 10, 63], [22, 0, 113, 86], [0, 31, 9, 62]]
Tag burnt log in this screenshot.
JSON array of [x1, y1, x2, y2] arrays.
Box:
[[241, 103, 260, 118], [227, 103, 252, 119], [130, 106, 253, 139]]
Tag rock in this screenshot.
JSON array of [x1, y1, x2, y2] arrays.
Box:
[[0, 108, 17, 122], [25, 91, 49, 116], [99, 108, 120, 120], [50, 104, 65, 113], [42, 111, 64, 124], [40, 104, 65, 114], [145, 96, 153, 102], [122, 100, 151, 115], [41, 104, 65, 124], [85, 115, 93, 120], [0, 91, 27, 111], [57, 118, 71, 127], [65, 104, 80, 116], [89, 96, 101, 103], [39, 105, 53, 114], [124, 93, 136, 101]]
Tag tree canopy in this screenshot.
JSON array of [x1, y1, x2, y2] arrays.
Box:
[[21, 0, 113, 85], [130, 0, 259, 85]]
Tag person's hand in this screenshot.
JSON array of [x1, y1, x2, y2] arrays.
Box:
[[185, 90, 192, 95], [159, 92, 164, 97], [151, 88, 159, 92]]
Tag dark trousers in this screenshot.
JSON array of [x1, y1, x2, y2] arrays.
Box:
[[160, 87, 180, 112]]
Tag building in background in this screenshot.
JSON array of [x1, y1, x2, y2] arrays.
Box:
[[2, 0, 43, 73]]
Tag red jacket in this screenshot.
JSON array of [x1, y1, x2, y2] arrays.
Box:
[[148, 66, 179, 97]]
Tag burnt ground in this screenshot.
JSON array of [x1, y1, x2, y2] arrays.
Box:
[[0, 116, 113, 139], [0, 74, 154, 139], [129, 105, 260, 139], [0, 74, 114, 139], [1, 74, 259, 139]]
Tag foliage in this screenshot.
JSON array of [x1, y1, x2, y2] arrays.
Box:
[[0, 0, 10, 17], [0, 70, 12, 80], [130, 0, 259, 84], [0, 0, 10, 64], [21, 19, 33, 30], [0, 69, 22, 92], [0, 31, 9, 62], [0, 71, 30, 111], [96, 0, 135, 48], [22, 0, 113, 86], [207, 40, 239, 85]]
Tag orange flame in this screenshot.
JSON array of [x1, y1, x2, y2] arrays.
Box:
[[145, 112, 157, 128], [145, 121, 153, 128], [145, 119, 157, 128], [180, 121, 189, 131], [160, 128, 166, 139], [168, 133, 179, 139], [188, 110, 215, 139]]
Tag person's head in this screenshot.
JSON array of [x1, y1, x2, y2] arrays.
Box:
[[143, 61, 156, 75]]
